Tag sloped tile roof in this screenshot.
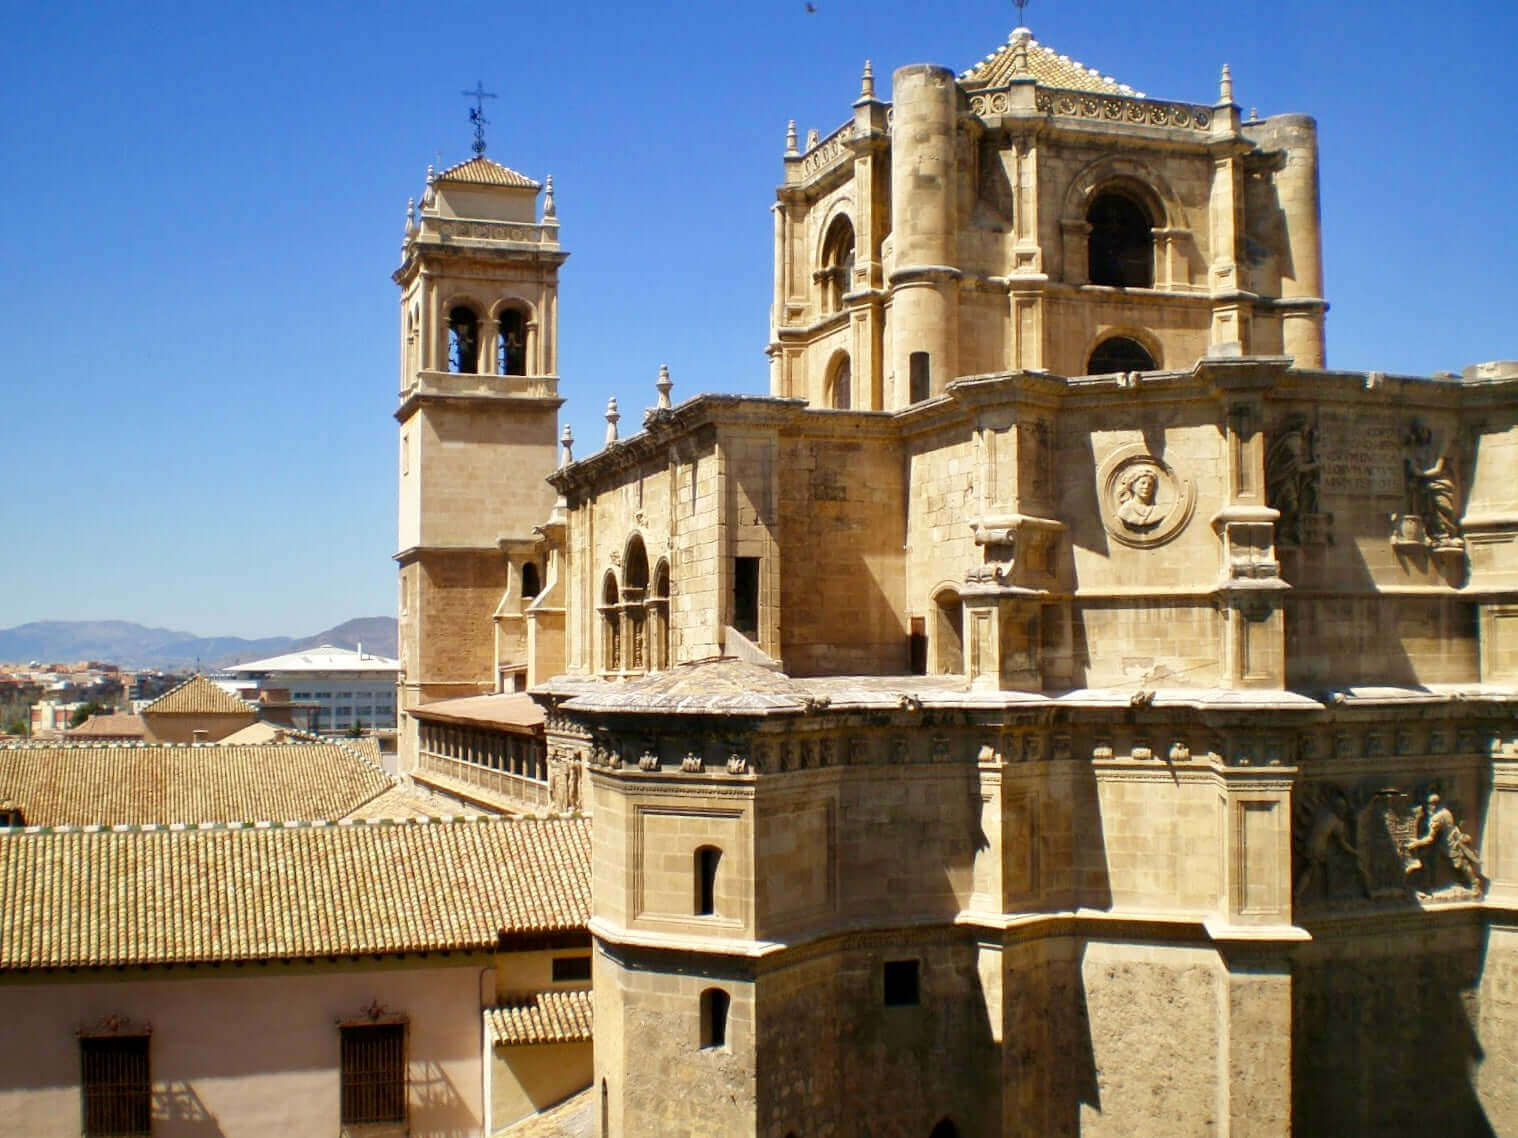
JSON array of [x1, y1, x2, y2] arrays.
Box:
[[411, 691, 544, 730], [0, 741, 392, 825], [437, 155, 540, 189], [961, 30, 1142, 97], [141, 674, 257, 717], [66, 712, 146, 739], [486, 989, 594, 1046], [0, 815, 590, 969]]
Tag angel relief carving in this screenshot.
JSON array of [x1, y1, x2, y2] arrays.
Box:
[[1294, 782, 1485, 907]]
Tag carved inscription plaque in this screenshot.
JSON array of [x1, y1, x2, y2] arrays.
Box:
[[1319, 412, 1403, 498]]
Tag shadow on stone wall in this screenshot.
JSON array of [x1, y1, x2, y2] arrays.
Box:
[[1293, 923, 1495, 1138]]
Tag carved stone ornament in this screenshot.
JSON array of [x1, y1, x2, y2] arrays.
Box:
[[1393, 418, 1464, 556], [726, 753, 748, 775], [1265, 412, 1331, 548], [1293, 782, 1485, 907], [1096, 444, 1196, 548], [637, 750, 660, 771], [78, 1013, 151, 1038], [680, 752, 704, 773]]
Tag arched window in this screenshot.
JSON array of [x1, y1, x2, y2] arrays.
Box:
[[521, 562, 541, 600], [929, 1121, 960, 1138], [650, 560, 671, 670], [623, 536, 649, 672], [601, 572, 621, 673], [820, 215, 855, 313], [700, 988, 730, 1049], [695, 845, 721, 916], [1087, 191, 1153, 288], [1087, 336, 1157, 375], [448, 305, 480, 373], [934, 589, 964, 675], [498, 307, 527, 376], [827, 352, 852, 410]]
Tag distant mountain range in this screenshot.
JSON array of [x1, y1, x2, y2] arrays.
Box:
[[0, 617, 397, 670]]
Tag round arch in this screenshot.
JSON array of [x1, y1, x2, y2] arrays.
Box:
[[1060, 155, 1182, 231], [622, 534, 650, 592], [1087, 328, 1162, 374], [825, 349, 852, 410], [929, 583, 965, 676]]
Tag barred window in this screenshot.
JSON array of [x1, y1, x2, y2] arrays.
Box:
[[81, 1034, 150, 1137], [340, 1023, 406, 1125]]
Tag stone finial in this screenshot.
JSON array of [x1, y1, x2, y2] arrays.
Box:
[[543, 174, 557, 220], [860, 60, 875, 99], [604, 396, 621, 445], [560, 424, 574, 467], [656, 363, 673, 410], [404, 197, 417, 236], [1219, 63, 1234, 104], [785, 119, 798, 155], [806, 127, 820, 150], [1011, 28, 1030, 73], [1249, 107, 1259, 123], [422, 164, 436, 207]]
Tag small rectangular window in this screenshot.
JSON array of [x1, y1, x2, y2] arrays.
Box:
[[909, 351, 931, 403], [552, 955, 592, 982], [883, 959, 920, 1006], [81, 1035, 151, 1138], [341, 1023, 406, 1125], [733, 558, 760, 640]]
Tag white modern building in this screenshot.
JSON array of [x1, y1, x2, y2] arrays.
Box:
[[223, 645, 399, 732]]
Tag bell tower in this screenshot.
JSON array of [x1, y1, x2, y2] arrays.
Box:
[[393, 152, 567, 771]]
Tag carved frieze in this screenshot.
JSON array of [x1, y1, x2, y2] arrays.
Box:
[[1030, 87, 1211, 130], [1293, 781, 1485, 907]]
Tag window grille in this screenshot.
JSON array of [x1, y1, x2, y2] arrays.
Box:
[[340, 1023, 406, 1125], [81, 1035, 151, 1138]]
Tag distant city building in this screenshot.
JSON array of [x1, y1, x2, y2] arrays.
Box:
[[27, 700, 85, 736], [224, 644, 399, 732]]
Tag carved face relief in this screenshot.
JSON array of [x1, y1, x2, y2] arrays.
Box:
[[1096, 444, 1196, 548]]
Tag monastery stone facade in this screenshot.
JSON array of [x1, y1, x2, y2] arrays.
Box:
[[395, 26, 1518, 1138]]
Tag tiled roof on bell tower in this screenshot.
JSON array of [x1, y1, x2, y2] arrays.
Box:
[[961, 28, 1143, 97], [435, 155, 541, 189]]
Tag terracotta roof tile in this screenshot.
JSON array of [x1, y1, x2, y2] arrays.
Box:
[[411, 691, 544, 731], [486, 989, 594, 1046], [141, 674, 257, 716], [961, 31, 1142, 97], [0, 741, 393, 825], [0, 815, 590, 969], [436, 156, 540, 189], [66, 712, 146, 739]]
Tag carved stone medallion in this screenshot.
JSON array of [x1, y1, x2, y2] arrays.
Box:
[[1096, 444, 1196, 548]]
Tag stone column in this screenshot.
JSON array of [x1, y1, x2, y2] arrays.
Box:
[[479, 317, 500, 376], [890, 64, 961, 402]]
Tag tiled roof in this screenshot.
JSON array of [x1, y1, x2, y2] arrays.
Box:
[[342, 781, 481, 821], [559, 657, 809, 716], [961, 29, 1142, 97], [66, 712, 146, 739], [411, 691, 544, 731], [0, 815, 591, 970], [436, 156, 540, 189], [0, 741, 392, 825], [486, 989, 594, 1046], [141, 674, 257, 717], [497, 1085, 595, 1137]]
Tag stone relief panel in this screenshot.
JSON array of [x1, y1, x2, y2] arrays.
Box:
[[1266, 412, 1330, 547], [1095, 444, 1196, 548], [1394, 418, 1464, 554], [1293, 780, 1484, 907]]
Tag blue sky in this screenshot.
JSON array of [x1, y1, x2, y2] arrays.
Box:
[[1, 0, 1512, 638]]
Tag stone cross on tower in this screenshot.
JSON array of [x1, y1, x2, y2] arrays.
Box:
[[1013, 0, 1030, 26]]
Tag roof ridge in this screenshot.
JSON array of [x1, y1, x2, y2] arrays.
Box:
[[7, 813, 588, 836]]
